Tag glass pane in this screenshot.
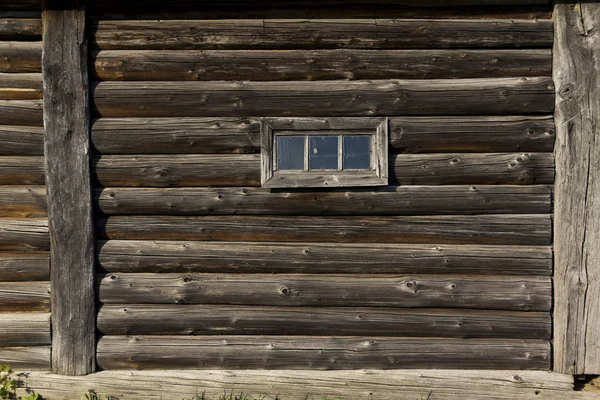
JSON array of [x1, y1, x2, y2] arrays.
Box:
[[309, 136, 339, 170], [277, 136, 305, 171], [343, 135, 371, 170]]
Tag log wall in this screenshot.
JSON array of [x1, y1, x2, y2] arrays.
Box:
[[0, 1, 50, 371]]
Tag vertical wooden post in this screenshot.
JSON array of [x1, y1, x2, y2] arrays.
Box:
[[553, 2, 600, 375], [42, 0, 95, 375]]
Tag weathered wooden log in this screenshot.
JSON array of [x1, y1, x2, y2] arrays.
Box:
[[97, 336, 550, 370], [0, 73, 42, 99], [0, 218, 49, 251], [0, 313, 50, 346], [95, 185, 552, 216], [0, 100, 43, 125], [91, 19, 553, 50], [97, 273, 551, 311], [98, 305, 551, 339], [0, 252, 49, 281], [0, 18, 41, 41], [92, 78, 555, 117], [0, 42, 41, 72], [0, 125, 43, 155], [0, 281, 50, 311], [91, 49, 552, 81], [0, 347, 50, 370], [0, 186, 46, 217], [96, 240, 553, 276], [0, 156, 44, 184], [96, 214, 552, 245]]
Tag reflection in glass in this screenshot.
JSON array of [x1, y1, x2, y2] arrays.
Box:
[[343, 135, 371, 170], [277, 136, 305, 170], [309, 136, 338, 170]]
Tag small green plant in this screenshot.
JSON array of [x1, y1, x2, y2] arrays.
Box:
[[0, 365, 41, 400], [81, 390, 118, 400]]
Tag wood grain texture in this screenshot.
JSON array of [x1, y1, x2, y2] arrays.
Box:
[[43, 1, 96, 375], [0, 73, 42, 99], [0, 252, 49, 281], [0, 347, 50, 370], [0, 156, 44, 184], [553, 2, 600, 375], [0, 125, 44, 155], [92, 78, 555, 117], [96, 336, 550, 370], [90, 19, 553, 50], [98, 273, 551, 311], [0, 18, 41, 40], [0, 218, 48, 251], [0, 281, 50, 311], [97, 240, 553, 276], [0, 41, 41, 72], [0, 186, 46, 217], [0, 313, 50, 346], [0, 100, 43, 126], [91, 49, 552, 81], [96, 214, 552, 245], [98, 305, 551, 339]]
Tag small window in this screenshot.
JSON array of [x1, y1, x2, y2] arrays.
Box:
[[261, 117, 388, 188]]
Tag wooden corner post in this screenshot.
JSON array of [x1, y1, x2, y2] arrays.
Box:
[[553, 2, 600, 375], [42, 0, 96, 375]]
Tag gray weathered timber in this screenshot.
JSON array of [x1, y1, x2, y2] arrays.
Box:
[[94, 186, 552, 216], [0, 252, 49, 281], [0, 41, 41, 72], [98, 305, 551, 339], [0, 100, 42, 125], [91, 153, 554, 187], [96, 214, 552, 245], [90, 19, 553, 50], [0, 73, 42, 99], [0, 156, 44, 184], [92, 78, 555, 117], [553, 2, 600, 375], [0, 186, 46, 217], [91, 49, 552, 81], [43, 0, 96, 375], [0, 313, 50, 346], [0, 347, 50, 370], [97, 273, 551, 311], [0, 218, 48, 251], [0, 281, 50, 311], [0, 18, 41, 40], [96, 336, 550, 370], [96, 240, 553, 276], [0, 125, 44, 155]]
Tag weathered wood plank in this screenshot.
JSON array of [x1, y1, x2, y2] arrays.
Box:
[[96, 214, 552, 245], [91, 49, 552, 81], [553, 2, 600, 375], [0, 156, 44, 184], [0, 41, 41, 72], [97, 336, 550, 370], [0, 313, 50, 346], [91, 19, 553, 50], [0, 18, 41, 41], [0, 347, 50, 370], [91, 153, 554, 187], [92, 78, 555, 117], [0, 73, 41, 99], [97, 240, 553, 276], [0, 281, 50, 311], [0, 252, 49, 281], [0, 218, 48, 251], [98, 273, 551, 311], [0, 125, 44, 155], [0, 100, 43, 126], [43, 0, 95, 375], [98, 305, 551, 339], [0, 186, 46, 217]]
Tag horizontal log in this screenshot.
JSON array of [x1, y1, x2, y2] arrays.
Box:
[[0, 156, 44, 184], [0, 347, 50, 370], [98, 305, 551, 339], [92, 78, 555, 117], [91, 19, 553, 50], [96, 214, 552, 245], [0, 125, 43, 155], [0, 18, 41, 41], [98, 273, 551, 311], [0, 218, 49, 251], [0, 73, 42, 99], [0, 1, 41, 12], [91, 116, 556, 154], [0, 313, 50, 346], [0, 41, 41, 72], [92, 49, 552, 81], [0, 252, 49, 281], [97, 336, 550, 370], [97, 240, 553, 276], [0, 281, 50, 311], [0, 100, 43, 126], [95, 185, 552, 216], [0, 186, 46, 217]]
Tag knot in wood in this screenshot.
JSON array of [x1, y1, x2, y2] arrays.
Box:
[[182, 277, 193, 283], [559, 83, 575, 100], [279, 286, 290, 295], [156, 168, 170, 178]]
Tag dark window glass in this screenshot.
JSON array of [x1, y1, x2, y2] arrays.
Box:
[[277, 136, 305, 170], [309, 136, 338, 170], [343, 135, 371, 170]]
